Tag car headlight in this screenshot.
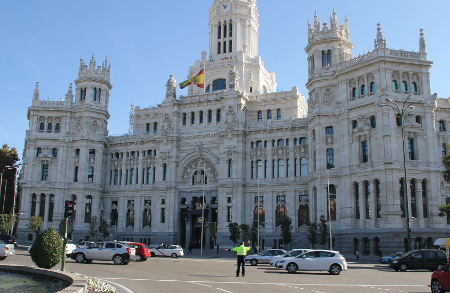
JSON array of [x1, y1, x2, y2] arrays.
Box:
[[392, 260, 398, 264]]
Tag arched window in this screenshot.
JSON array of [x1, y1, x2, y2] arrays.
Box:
[[200, 111, 204, 123], [55, 123, 60, 132], [298, 194, 310, 226], [402, 81, 408, 91], [224, 21, 227, 38], [182, 113, 187, 125], [402, 81, 408, 92], [39, 123, 45, 132], [39, 193, 46, 218], [277, 139, 284, 147], [205, 85, 211, 93], [52, 148, 57, 157], [275, 197, 287, 226], [361, 85, 366, 95], [143, 200, 152, 228], [326, 148, 334, 169], [370, 82, 375, 93], [257, 111, 262, 122], [276, 109, 282, 120], [370, 116, 377, 128], [31, 194, 37, 217], [412, 82, 418, 93], [126, 200, 135, 227], [191, 112, 195, 124], [213, 79, 226, 91], [36, 147, 41, 157], [48, 194, 54, 222], [47, 123, 52, 132], [352, 87, 357, 98], [322, 50, 332, 67], [267, 110, 272, 120], [254, 206, 265, 225], [392, 80, 398, 91], [218, 22, 221, 39], [216, 108, 221, 121]]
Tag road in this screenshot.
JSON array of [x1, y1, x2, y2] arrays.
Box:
[[2, 247, 433, 293]]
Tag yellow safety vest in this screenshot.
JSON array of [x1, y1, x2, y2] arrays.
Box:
[[233, 245, 251, 255]]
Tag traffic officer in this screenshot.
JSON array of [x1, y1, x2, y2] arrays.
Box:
[[228, 240, 251, 277]]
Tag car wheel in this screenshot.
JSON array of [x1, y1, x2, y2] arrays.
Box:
[[136, 254, 142, 262], [141, 258, 147, 261], [0, 256, 6, 260], [151, 252, 156, 257], [431, 279, 444, 293], [122, 261, 130, 265], [250, 259, 258, 266], [399, 263, 408, 272], [75, 253, 85, 263], [287, 263, 298, 274], [113, 254, 124, 265], [329, 264, 342, 275], [171, 253, 178, 258]]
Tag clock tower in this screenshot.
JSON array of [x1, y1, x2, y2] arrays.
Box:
[[209, 0, 259, 61]]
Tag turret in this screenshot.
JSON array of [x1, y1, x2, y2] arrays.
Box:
[[74, 54, 112, 111]]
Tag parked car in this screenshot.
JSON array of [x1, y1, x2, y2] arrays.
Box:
[[0, 240, 15, 260], [71, 241, 135, 265], [276, 250, 347, 275], [76, 241, 96, 249], [28, 240, 77, 257], [0, 235, 18, 248], [431, 263, 450, 293], [150, 244, 184, 258], [245, 249, 287, 266], [120, 242, 151, 261], [389, 249, 448, 272], [270, 249, 312, 267], [379, 252, 404, 264]]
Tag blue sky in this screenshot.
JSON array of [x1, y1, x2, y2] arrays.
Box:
[[1, 0, 448, 156]]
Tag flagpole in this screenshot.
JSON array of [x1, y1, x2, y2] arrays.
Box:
[[203, 58, 206, 94]]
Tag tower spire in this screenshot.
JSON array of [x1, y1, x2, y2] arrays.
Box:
[[419, 29, 427, 53], [374, 23, 386, 49], [33, 82, 40, 101]]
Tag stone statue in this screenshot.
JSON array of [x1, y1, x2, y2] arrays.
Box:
[[228, 65, 239, 90]]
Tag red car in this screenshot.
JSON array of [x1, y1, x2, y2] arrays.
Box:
[[431, 263, 450, 293], [121, 242, 151, 261]]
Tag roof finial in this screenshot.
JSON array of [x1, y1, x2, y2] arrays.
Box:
[[33, 82, 40, 101], [374, 23, 386, 49], [419, 29, 427, 54]]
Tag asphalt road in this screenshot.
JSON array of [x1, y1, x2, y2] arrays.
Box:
[[1, 247, 433, 293]]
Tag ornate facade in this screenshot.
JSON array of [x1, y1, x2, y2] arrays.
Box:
[[18, 0, 450, 255]]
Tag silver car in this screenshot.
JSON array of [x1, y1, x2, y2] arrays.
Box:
[[0, 240, 15, 260], [270, 249, 312, 267], [246, 249, 287, 266]]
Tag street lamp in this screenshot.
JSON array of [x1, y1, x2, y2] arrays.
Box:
[[379, 95, 423, 252], [257, 161, 262, 250], [327, 170, 333, 250], [200, 162, 206, 257]]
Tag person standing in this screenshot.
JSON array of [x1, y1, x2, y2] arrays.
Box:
[[188, 243, 193, 254], [216, 243, 219, 254], [227, 241, 251, 277], [355, 250, 360, 261]]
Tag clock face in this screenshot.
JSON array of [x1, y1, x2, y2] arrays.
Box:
[[220, 3, 230, 13]]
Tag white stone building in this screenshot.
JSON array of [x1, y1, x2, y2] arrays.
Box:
[[17, 0, 450, 256]]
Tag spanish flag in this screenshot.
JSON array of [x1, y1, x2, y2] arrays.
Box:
[[179, 69, 204, 89]]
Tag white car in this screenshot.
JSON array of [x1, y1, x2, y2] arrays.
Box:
[[0, 240, 15, 260], [28, 241, 77, 257], [76, 241, 96, 249], [276, 250, 347, 275], [270, 249, 312, 267], [150, 244, 184, 258], [245, 249, 287, 266]]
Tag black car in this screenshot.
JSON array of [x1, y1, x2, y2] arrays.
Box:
[[389, 249, 448, 272], [0, 235, 18, 248]]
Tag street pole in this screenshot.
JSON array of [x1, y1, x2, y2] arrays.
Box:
[[327, 170, 332, 250], [0, 173, 2, 213], [1, 179, 6, 214], [379, 95, 423, 252], [61, 217, 68, 271], [257, 161, 261, 250], [7, 166, 18, 235], [201, 164, 206, 257]]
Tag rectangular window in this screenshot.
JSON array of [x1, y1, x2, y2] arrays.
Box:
[[300, 158, 307, 176], [228, 159, 232, 178], [200, 111, 204, 123], [376, 180, 381, 218], [41, 164, 49, 181], [223, 41, 226, 53], [216, 109, 221, 122], [355, 183, 360, 219], [422, 180, 428, 218], [227, 206, 232, 222], [147, 167, 153, 184], [278, 159, 285, 177], [264, 160, 267, 178], [365, 181, 371, 219], [74, 166, 78, 182], [89, 149, 95, 156], [410, 180, 417, 218], [325, 126, 334, 135], [326, 148, 334, 169], [286, 159, 290, 177], [328, 185, 336, 221], [217, 42, 221, 54], [408, 138, 415, 160], [361, 140, 369, 163], [88, 166, 94, 183], [295, 158, 299, 177], [48, 195, 54, 222], [85, 196, 92, 223], [208, 110, 213, 123], [272, 159, 276, 178], [39, 194, 46, 218], [130, 169, 135, 185], [161, 208, 166, 223], [229, 40, 232, 52], [114, 169, 118, 185], [163, 163, 167, 181]]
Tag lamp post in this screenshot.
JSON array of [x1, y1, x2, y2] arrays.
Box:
[[379, 95, 423, 252], [257, 161, 262, 250], [200, 163, 206, 257], [327, 170, 333, 250], [1, 178, 6, 213]]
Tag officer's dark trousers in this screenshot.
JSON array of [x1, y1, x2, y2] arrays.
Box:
[[236, 255, 246, 276]]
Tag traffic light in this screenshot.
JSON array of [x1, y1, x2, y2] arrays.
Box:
[[64, 201, 74, 218]]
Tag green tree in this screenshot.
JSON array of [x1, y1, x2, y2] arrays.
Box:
[[26, 216, 43, 238], [98, 218, 110, 240], [88, 216, 99, 240], [239, 224, 251, 243], [318, 215, 329, 249], [228, 222, 240, 245], [0, 144, 20, 215], [280, 217, 293, 250], [0, 213, 13, 234], [307, 222, 319, 249], [29, 227, 63, 269]]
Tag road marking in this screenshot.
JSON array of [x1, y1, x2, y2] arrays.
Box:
[[106, 280, 134, 293], [216, 288, 233, 293]]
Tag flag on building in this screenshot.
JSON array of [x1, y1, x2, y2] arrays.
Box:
[[179, 69, 204, 89]]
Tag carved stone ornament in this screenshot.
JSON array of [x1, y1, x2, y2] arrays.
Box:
[[76, 119, 83, 132], [225, 106, 236, 129], [126, 157, 139, 168], [181, 158, 218, 185], [326, 135, 334, 145], [322, 89, 334, 105], [142, 156, 156, 167], [272, 147, 289, 159], [110, 158, 122, 170], [161, 113, 172, 135], [228, 65, 239, 90], [166, 74, 177, 100], [250, 148, 267, 160]]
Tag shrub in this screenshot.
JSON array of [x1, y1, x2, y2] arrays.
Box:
[[30, 227, 63, 269]]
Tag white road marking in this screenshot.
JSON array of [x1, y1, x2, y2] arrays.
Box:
[[105, 280, 134, 293]]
